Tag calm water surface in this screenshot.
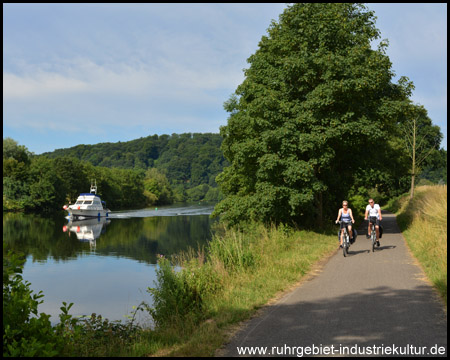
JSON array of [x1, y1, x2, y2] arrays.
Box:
[[3, 203, 216, 326]]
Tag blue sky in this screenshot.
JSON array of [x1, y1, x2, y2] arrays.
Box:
[[3, 3, 447, 154]]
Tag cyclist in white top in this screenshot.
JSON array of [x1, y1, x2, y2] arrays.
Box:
[[364, 198, 382, 246]]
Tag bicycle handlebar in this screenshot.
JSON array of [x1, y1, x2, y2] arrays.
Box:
[[336, 220, 354, 224]]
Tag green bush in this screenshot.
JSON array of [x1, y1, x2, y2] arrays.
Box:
[[56, 310, 143, 357], [3, 248, 64, 357], [146, 257, 206, 328]]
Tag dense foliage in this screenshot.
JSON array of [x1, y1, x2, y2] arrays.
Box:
[[213, 3, 445, 227], [3, 247, 64, 356], [3, 138, 177, 212], [42, 132, 227, 189], [418, 148, 447, 185]]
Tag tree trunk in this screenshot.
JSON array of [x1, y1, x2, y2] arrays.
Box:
[[410, 172, 415, 199], [410, 115, 416, 200]]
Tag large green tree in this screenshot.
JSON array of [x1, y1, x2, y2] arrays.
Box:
[[213, 3, 414, 227]]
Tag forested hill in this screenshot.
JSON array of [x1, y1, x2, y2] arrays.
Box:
[[41, 133, 228, 189]]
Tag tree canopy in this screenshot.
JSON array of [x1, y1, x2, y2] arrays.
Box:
[[42, 133, 227, 193], [212, 3, 443, 227]]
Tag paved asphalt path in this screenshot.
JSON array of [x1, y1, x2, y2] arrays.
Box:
[[219, 211, 447, 357]]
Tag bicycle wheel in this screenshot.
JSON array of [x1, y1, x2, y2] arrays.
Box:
[[345, 235, 349, 255], [343, 241, 347, 257], [371, 232, 376, 252]]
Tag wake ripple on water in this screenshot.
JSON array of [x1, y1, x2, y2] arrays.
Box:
[[108, 204, 214, 219]]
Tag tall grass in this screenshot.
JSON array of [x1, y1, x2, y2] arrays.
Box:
[[386, 185, 447, 307], [144, 222, 337, 356]]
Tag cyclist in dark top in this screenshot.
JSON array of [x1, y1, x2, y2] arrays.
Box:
[[335, 200, 355, 249]]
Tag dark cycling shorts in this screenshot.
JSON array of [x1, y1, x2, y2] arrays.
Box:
[[368, 216, 380, 226], [340, 221, 352, 230]]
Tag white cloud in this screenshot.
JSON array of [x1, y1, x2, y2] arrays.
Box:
[[3, 60, 151, 100], [3, 71, 87, 100], [3, 56, 235, 139], [3, 55, 243, 107]]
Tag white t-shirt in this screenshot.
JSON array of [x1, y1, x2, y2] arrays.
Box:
[[366, 204, 381, 218]]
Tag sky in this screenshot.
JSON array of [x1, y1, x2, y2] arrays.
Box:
[[3, 3, 447, 154]]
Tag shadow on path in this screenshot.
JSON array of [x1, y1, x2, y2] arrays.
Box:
[[219, 210, 447, 357], [223, 285, 447, 357]]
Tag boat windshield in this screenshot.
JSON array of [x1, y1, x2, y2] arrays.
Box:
[[83, 200, 93, 205], [75, 200, 83, 205]]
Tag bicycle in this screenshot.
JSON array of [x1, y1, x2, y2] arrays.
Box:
[[368, 216, 377, 252], [338, 221, 351, 257]]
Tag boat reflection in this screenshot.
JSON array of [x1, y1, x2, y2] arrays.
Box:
[[63, 217, 111, 251]]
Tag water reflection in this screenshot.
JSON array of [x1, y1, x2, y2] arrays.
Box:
[[63, 217, 111, 251], [4, 205, 216, 265], [3, 205, 217, 324]]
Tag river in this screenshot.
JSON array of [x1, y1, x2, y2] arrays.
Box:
[[3, 203, 217, 326]]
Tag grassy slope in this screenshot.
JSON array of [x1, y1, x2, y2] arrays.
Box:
[[385, 185, 447, 308]]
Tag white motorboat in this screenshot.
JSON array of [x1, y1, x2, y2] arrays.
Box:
[[63, 181, 111, 218]]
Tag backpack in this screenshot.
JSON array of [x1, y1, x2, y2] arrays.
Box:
[[351, 229, 358, 243]]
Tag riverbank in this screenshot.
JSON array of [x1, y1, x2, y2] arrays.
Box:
[[137, 223, 339, 357], [4, 218, 339, 357]]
